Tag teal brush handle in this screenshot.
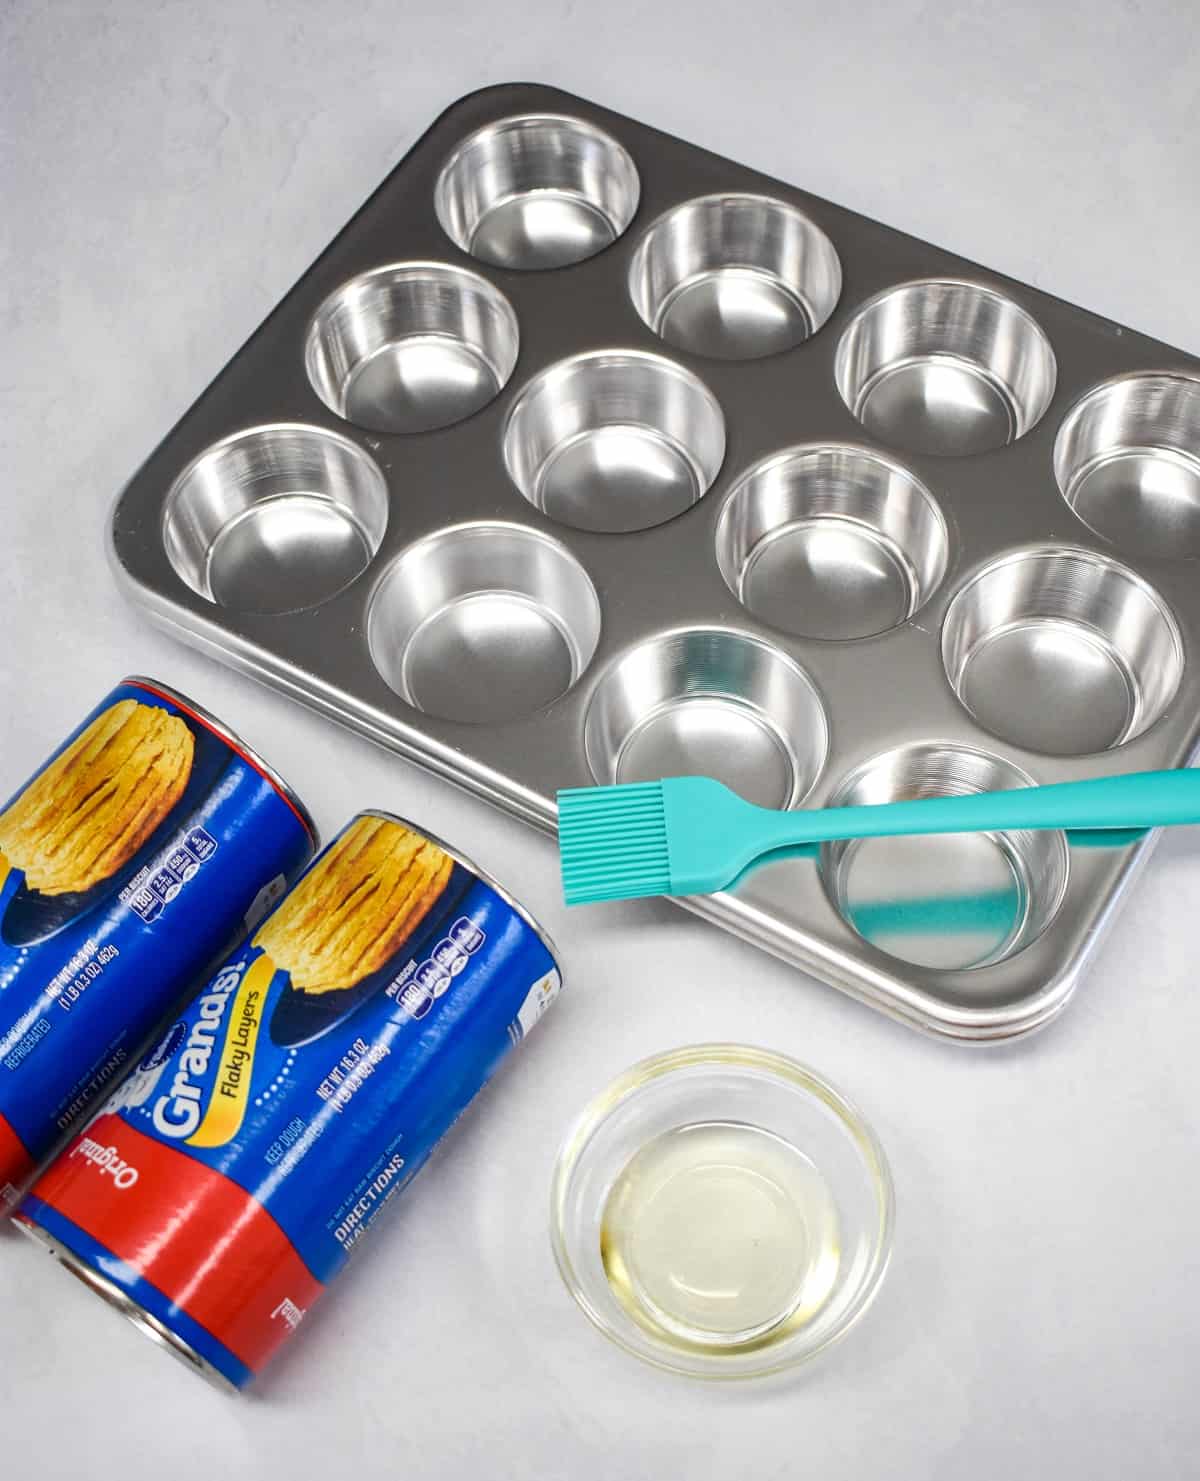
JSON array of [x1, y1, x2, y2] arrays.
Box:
[[776, 768, 1200, 843], [796, 768, 1200, 840], [668, 769, 1200, 895]]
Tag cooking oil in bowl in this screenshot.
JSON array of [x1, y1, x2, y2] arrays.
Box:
[[552, 1045, 893, 1378], [599, 1120, 840, 1353]]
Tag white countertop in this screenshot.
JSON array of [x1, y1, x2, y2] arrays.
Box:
[[2, 2, 1198, 1477]]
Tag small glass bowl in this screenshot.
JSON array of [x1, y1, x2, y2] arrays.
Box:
[[549, 1044, 893, 1379]]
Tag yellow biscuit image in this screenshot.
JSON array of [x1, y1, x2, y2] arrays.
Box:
[[255, 815, 454, 995], [0, 699, 194, 896]]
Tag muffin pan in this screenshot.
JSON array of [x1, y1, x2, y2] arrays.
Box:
[[109, 84, 1200, 1040]]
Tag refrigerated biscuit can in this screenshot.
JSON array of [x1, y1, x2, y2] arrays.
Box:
[[0, 677, 317, 1205], [17, 810, 562, 1390]]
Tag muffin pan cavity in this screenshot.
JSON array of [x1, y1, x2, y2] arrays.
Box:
[[715, 445, 948, 640], [435, 114, 640, 270], [835, 280, 1057, 457], [821, 744, 1068, 972], [162, 425, 388, 614], [503, 351, 726, 533], [306, 263, 519, 435], [583, 629, 828, 812], [367, 523, 601, 724], [942, 546, 1182, 757], [628, 194, 842, 361], [1054, 373, 1200, 557], [113, 85, 1200, 1040]]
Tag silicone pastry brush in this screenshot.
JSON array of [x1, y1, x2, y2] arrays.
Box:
[[557, 770, 1200, 905]]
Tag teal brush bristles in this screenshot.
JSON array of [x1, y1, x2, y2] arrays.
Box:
[[558, 781, 671, 904], [557, 769, 1200, 906], [559, 776, 786, 903]]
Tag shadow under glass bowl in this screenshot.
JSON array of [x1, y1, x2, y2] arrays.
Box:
[[941, 545, 1183, 756], [435, 113, 640, 271], [162, 424, 389, 615], [503, 350, 726, 534], [1054, 372, 1200, 558], [834, 279, 1057, 457], [820, 742, 1069, 973], [367, 521, 601, 725], [715, 444, 948, 640], [305, 262, 520, 435], [628, 194, 842, 361], [550, 1044, 894, 1380], [582, 627, 828, 811]]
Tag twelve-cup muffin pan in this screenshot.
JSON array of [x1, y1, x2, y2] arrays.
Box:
[[109, 83, 1200, 1041]]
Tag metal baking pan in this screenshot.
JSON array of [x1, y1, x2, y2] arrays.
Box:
[[108, 83, 1200, 1042]]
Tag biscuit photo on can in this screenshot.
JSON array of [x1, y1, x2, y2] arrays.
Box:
[[254, 813, 454, 996], [0, 698, 194, 898]]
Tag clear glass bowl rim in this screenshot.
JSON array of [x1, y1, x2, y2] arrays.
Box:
[[548, 1041, 896, 1380]]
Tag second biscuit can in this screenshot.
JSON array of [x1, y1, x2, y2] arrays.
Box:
[[17, 811, 562, 1390], [0, 677, 317, 1206]]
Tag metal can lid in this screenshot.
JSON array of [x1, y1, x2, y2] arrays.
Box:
[[13, 1216, 241, 1395]]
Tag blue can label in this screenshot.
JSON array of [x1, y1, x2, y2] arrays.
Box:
[[20, 812, 560, 1388], [0, 679, 315, 1204]]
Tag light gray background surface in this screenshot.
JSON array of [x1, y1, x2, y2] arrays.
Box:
[[2, 2, 1198, 1477]]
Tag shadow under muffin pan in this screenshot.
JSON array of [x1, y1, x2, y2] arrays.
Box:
[[111, 83, 1200, 1042]]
